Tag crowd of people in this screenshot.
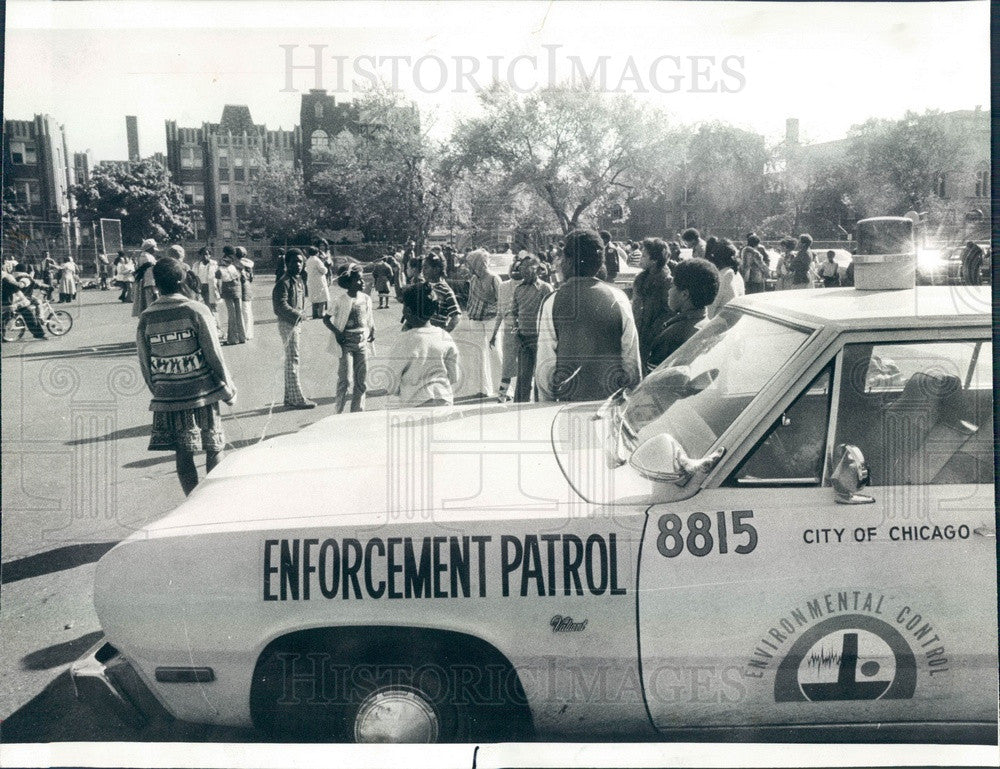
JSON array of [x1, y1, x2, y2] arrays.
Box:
[[0, 225, 934, 496]]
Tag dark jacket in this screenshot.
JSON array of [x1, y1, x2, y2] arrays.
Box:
[[272, 273, 306, 324], [536, 277, 641, 402], [645, 308, 706, 372], [631, 267, 673, 368]]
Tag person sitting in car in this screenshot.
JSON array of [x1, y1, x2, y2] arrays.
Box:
[[645, 258, 720, 374]]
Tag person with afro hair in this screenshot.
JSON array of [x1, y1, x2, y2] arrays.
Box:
[[645, 258, 720, 373]]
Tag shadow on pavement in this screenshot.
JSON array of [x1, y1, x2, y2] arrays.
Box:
[[3, 341, 137, 362], [65, 423, 150, 446], [0, 670, 258, 743], [1, 542, 119, 585], [21, 632, 104, 671], [120, 433, 295, 469]]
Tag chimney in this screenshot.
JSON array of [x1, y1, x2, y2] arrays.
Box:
[[126, 115, 140, 161], [785, 118, 799, 145]]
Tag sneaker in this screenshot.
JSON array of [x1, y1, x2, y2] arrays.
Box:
[[497, 394, 511, 403], [287, 401, 317, 410]]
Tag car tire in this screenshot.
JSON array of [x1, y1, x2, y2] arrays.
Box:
[[252, 639, 532, 743]]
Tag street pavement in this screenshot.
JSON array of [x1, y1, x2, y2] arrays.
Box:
[[0, 277, 421, 741]]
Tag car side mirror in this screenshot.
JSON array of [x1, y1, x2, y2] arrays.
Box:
[[629, 433, 726, 487], [831, 443, 875, 505]]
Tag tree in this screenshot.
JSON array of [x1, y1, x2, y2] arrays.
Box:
[[673, 122, 770, 237], [450, 84, 679, 235], [245, 161, 322, 246], [312, 89, 440, 245], [71, 160, 193, 244], [846, 110, 964, 217], [2, 185, 31, 257]]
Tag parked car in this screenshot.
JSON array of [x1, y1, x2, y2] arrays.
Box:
[[73, 282, 996, 744], [916, 244, 991, 286]]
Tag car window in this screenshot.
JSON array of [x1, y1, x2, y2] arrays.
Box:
[[836, 341, 992, 486], [728, 363, 833, 486]]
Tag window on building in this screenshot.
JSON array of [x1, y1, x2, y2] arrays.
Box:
[[234, 167, 245, 182], [311, 129, 330, 153], [218, 149, 229, 168], [974, 169, 989, 198], [10, 141, 37, 165], [934, 172, 946, 198], [221, 204, 232, 217], [15, 180, 40, 206], [183, 185, 195, 205], [235, 203, 247, 219], [219, 168, 230, 181], [220, 184, 230, 205], [315, 102, 324, 119]]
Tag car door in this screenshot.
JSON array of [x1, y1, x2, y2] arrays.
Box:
[[637, 337, 997, 732]]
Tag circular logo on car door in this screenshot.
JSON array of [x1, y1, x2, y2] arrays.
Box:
[[774, 614, 916, 702]]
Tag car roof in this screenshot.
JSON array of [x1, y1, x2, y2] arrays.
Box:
[[731, 286, 991, 330]]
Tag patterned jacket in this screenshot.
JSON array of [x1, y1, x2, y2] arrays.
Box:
[[136, 294, 235, 411]]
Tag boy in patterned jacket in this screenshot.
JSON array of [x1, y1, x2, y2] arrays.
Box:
[[137, 257, 237, 495]]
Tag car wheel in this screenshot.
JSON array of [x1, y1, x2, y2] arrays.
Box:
[[347, 665, 467, 743], [46, 310, 73, 336], [252, 641, 531, 743]]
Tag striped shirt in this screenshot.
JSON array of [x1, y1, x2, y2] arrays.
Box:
[[511, 279, 553, 338], [427, 280, 461, 331], [466, 272, 501, 321]]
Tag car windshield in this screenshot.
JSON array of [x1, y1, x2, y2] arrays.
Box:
[[619, 308, 811, 459]]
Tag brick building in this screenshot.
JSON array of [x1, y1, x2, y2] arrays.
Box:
[[3, 114, 79, 260], [164, 105, 300, 243], [298, 89, 364, 188]]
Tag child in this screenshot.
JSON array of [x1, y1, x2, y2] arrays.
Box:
[[819, 250, 841, 287], [324, 266, 374, 413], [136, 257, 236, 496], [371, 257, 393, 309], [388, 282, 460, 408]]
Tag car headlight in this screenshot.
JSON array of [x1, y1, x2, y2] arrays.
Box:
[[916, 250, 943, 271]]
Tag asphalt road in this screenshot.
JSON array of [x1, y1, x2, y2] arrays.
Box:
[[0, 277, 422, 741]]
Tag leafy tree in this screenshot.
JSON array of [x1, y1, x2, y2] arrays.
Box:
[[764, 156, 854, 239], [672, 122, 770, 237], [450, 84, 679, 235], [2, 185, 31, 256], [312, 89, 440, 245], [245, 160, 322, 246], [71, 160, 193, 244], [846, 110, 963, 216]]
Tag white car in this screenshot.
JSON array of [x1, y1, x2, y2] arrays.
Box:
[[73, 284, 996, 744]]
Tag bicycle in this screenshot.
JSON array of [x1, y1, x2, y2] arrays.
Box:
[[2, 297, 73, 341]]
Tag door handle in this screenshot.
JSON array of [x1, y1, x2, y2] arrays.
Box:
[[973, 525, 995, 538]]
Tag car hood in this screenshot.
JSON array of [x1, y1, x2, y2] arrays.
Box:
[[133, 402, 580, 538]]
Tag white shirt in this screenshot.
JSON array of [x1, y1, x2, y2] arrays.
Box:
[[305, 254, 330, 305], [193, 259, 219, 301], [387, 325, 460, 406], [706, 267, 745, 319], [329, 291, 374, 337]]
